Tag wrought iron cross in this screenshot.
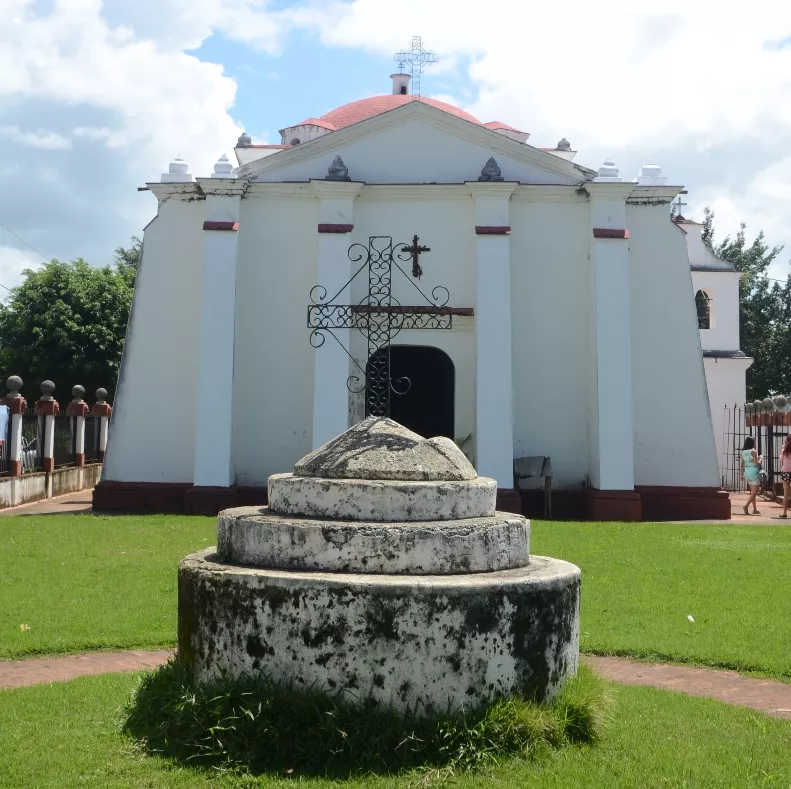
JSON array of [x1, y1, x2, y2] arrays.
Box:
[[401, 235, 430, 279], [394, 36, 438, 98], [308, 236, 452, 418], [672, 195, 688, 217]]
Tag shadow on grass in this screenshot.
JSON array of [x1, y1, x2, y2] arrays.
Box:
[[123, 659, 609, 779]]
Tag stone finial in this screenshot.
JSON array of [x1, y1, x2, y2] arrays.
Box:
[[212, 153, 236, 178], [745, 402, 755, 415], [96, 388, 108, 405], [6, 375, 22, 397], [325, 155, 351, 182], [636, 160, 668, 186], [478, 157, 504, 182], [237, 131, 252, 147], [557, 138, 571, 151], [161, 155, 194, 183], [593, 159, 622, 182], [762, 397, 775, 411], [774, 395, 788, 410], [72, 384, 85, 402], [39, 380, 55, 400]]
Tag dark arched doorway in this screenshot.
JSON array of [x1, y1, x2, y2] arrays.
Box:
[[366, 345, 455, 439]]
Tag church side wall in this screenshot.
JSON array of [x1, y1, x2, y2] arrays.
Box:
[[509, 198, 591, 488], [232, 195, 318, 486], [628, 204, 720, 488], [102, 199, 204, 483], [704, 357, 750, 481]]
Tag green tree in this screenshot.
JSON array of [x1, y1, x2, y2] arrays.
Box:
[[702, 209, 790, 398], [0, 239, 139, 403]]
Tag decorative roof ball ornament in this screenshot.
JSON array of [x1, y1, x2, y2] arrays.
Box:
[[557, 137, 571, 151], [636, 160, 668, 186], [325, 155, 351, 182], [161, 155, 194, 183], [213, 154, 237, 179], [593, 159, 623, 182], [237, 131, 252, 148], [478, 156, 504, 182]]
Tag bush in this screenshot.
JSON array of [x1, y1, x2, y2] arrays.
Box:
[[123, 660, 609, 778]]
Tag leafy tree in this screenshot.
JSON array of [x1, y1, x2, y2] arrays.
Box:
[[0, 239, 140, 404], [702, 209, 791, 398]]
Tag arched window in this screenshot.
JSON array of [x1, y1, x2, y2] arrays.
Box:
[[290, 137, 301, 146], [695, 289, 711, 329]]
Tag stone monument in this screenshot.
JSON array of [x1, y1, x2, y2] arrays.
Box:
[[178, 418, 580, 715]]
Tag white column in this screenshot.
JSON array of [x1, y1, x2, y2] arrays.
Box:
[[9, 412, 22, 475], [468, 182, 517, 488], [587, 183, 635, 490], [193, 178, 246, 488], [310, 180, 363, 449], [99, 416, 109, 460]]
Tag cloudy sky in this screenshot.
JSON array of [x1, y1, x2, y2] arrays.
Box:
[[2, 0, 791, 293]]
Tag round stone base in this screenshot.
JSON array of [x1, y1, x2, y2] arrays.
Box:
[[267, 473, 496, 522], [178, 549, 580, 715], [217, 507, 530, 574]]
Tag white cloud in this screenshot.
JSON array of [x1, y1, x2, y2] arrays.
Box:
[[0, 125, 71, 150], [0, 246, 42, 295]]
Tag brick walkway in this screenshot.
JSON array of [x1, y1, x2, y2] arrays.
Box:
[[0, 489, 93, 517], [0, 649, 172, 689], [1, 649, 790, 721], [584, 655, 791, 720]]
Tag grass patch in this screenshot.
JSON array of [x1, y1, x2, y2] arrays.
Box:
[[2, 672, 791, 787], [0, 513, 214, 659], [123, 660, 607, 777], [532, 520, 791, 680]]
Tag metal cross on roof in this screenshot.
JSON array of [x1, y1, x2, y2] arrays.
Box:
[[394, 36, 438, 98], [672, 195, 688, 218]]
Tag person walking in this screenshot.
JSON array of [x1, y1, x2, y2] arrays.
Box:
[[774, 434, 791, 520], [741, 436, 762, 515]]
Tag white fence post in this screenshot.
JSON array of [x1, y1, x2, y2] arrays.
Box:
[[68, 385, 88, 467], [91, 388, 112, 462]]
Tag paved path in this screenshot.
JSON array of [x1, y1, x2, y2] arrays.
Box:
[[585, 655, 791, 720], [0, 488, 93, 516], [0, 649, 172, 689], [1, 649, 790, 721]]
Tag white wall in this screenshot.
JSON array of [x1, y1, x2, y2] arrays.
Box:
[[254, 119, 576, 186], [103, 196, 204, 483], [232, 194, 318, 486], [629, 204, 720, 487], [510, 197, 592, 488], [692, 270, 742, 351], [704, 356, 751, 481]]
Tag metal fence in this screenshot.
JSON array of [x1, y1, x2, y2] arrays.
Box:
[[84, 416, 99, 462], [52, 415, 75, 468], [721, 403, 791, 496], [22, 412, 42, 472]]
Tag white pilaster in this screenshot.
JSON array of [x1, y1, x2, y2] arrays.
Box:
[[310, 180, 363, 449], [468, 182, 517, 488], [587, 182, 635, 490], [193, 178, 247, 487]]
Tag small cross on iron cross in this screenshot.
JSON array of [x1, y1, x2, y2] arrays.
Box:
[[401, 235, 430, 279]]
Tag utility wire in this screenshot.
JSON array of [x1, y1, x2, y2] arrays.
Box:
[[0, 220, 52, 263]]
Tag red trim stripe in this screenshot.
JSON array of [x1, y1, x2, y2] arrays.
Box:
[[475, 226, 511, 235], [318, 223, 353, 233], [203, 221, 239, 231], [592, 228, 629, 239], [352, 306, 474, 316]]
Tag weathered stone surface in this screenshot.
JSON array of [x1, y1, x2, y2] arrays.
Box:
[[268, 473, 496, 522], [293, 417, 477, 481], [179, 549, 580, 714], [217, 507, 530, 574]]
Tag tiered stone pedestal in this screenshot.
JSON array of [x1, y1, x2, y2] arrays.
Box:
[[178, 418, 580, 715]]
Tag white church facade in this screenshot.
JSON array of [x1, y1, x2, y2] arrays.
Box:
[[94, 73, 732, 520]]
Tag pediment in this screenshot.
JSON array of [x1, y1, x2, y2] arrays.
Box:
[[237, 101, 593, 186]]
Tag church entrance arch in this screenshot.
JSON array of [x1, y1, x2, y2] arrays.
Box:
[[366, 345, 454, 439]]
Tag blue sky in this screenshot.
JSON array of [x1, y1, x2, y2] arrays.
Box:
[[1, 0, 790, 290]]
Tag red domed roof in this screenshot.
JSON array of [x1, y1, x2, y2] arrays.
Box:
[[312, 94, 481, 130]]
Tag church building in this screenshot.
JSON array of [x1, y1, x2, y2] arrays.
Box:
[[94, 70, 731, 521]]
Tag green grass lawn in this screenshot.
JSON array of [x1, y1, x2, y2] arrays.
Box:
[[1, 672, 790, 788], [0, 514, 214, 659], [1, 514, 790, 681], [531, 520, 791, 680]]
